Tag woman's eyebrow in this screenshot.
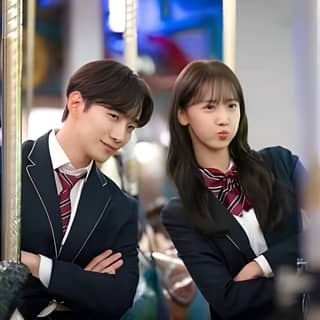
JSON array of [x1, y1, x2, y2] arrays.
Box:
[[224, 98, 238, 103], [202, 99, 216, 103], [203, 98, 238, 103]]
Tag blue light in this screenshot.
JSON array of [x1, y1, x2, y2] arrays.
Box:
[[38, 0, 55, 8]]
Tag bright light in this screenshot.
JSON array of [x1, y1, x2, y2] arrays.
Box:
[[137, 55, 156, 75], [135, 142, 162, 165], [109, 0, 126, 33], [160, 130, 170, 147], [28, 107, 62, 140]]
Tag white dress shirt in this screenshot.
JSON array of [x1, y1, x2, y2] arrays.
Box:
[[234, 210, 273, 277], [224, 161, 273, 278]]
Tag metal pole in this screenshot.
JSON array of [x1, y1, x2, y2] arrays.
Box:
[[1, 0, 23, 261], [124, 0, 137, 71], [122, 0, 138, 197], [24, 0, 36, 139], [222, 0, 237, 71]]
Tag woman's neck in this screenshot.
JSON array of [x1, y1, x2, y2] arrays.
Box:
[[196, 148, 231, 173]]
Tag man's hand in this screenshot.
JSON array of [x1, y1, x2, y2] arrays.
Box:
[[234, 261, 264, 282], [85, 249, 123, 275], [21, 251, 40, 278]]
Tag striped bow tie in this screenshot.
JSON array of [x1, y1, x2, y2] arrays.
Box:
[[199, 165, 253, 216]]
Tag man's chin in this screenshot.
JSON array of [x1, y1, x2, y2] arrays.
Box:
[[96, 153, 113, 163]]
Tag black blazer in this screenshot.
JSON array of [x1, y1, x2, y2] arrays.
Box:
[[161, 146, 305, 320], [19, 132, 139, 319]]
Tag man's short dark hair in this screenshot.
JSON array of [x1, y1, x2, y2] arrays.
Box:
[[62, 59, 153, 127]]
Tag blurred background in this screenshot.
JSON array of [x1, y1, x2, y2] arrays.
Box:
[[1, 1, 319, 318], [0, 0, 307, 212]]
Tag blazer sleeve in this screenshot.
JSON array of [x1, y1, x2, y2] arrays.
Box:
[[259, 146, 306, 270], [161, 201, 274, 319], [260, 145, 307, 204], [47, 198, 139, 318]]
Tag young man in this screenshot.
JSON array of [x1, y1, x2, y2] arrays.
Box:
[[19, 60, 153, 319]]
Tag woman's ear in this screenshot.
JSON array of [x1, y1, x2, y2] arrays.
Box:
[[177, 108, 189, 126], [67, 91, 85, 117]]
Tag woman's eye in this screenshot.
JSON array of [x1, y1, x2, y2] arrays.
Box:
[[229, 103, 238, 109]]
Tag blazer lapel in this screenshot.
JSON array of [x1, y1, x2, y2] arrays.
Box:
[[59, 165, 111, 261], [25, 132, 63, 257], [208, 193, 256, 261]]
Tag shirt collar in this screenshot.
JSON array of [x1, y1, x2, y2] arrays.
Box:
[[48, 129, 93, 180], [200, 159, 235, 174], [227, 160, 234, 171]]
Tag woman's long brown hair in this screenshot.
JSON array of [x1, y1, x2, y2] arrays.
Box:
[[167, 60, 286, 235]]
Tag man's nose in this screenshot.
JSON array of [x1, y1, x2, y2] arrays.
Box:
[[110, 122, 128, 143]]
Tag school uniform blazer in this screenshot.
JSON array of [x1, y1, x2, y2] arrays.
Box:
[[161, 146, 304, 320], [19, 132, 139, 319]]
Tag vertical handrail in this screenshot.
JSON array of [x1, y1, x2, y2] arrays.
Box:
[[1, 0, 23, 261], [124, 0, 137, 71], [122, 0, 139, 197], [24, 0, 36, 139], [222, 0, 237, 70]]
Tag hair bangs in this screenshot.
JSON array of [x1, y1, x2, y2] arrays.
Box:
[[88, 81, 152, 128], [114, 78, 153, 127], [189, 78, 239, 107], [118, 88, 153, 128]]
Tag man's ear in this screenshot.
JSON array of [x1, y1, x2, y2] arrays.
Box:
[[67, 91, 85, 116], [177, 108, 189, 126]]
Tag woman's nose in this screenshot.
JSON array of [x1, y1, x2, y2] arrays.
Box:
[[216, 109, 230, 125]]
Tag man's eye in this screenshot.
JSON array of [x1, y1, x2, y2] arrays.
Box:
[[128, 124, 137, 130], [109, 113, 118, 119]]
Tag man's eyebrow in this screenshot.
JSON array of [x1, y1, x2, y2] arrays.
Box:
[[131, 118, 139, 126]]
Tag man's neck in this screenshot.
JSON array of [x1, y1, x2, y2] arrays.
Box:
[[55, 128, 90, 169]]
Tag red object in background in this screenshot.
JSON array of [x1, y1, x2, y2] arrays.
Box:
[[148, 34, 189, 74]]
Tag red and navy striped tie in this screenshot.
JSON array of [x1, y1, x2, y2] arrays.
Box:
[[200, 165, 253, 216], [56, 170, 85, 235]]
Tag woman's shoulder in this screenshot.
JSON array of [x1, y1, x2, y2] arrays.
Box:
[[258, 145, 295, 158], [163, 196, 183, 210], [259, 145, 298, 165], [257, 145, 301, 181], [160, 197, 188, 225]]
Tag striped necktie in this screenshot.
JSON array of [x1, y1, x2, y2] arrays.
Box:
[[56, 169, 85, 235], [199, 165, 253, 216]]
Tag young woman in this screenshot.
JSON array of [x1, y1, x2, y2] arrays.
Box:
[[161, 60, 305, 320]]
